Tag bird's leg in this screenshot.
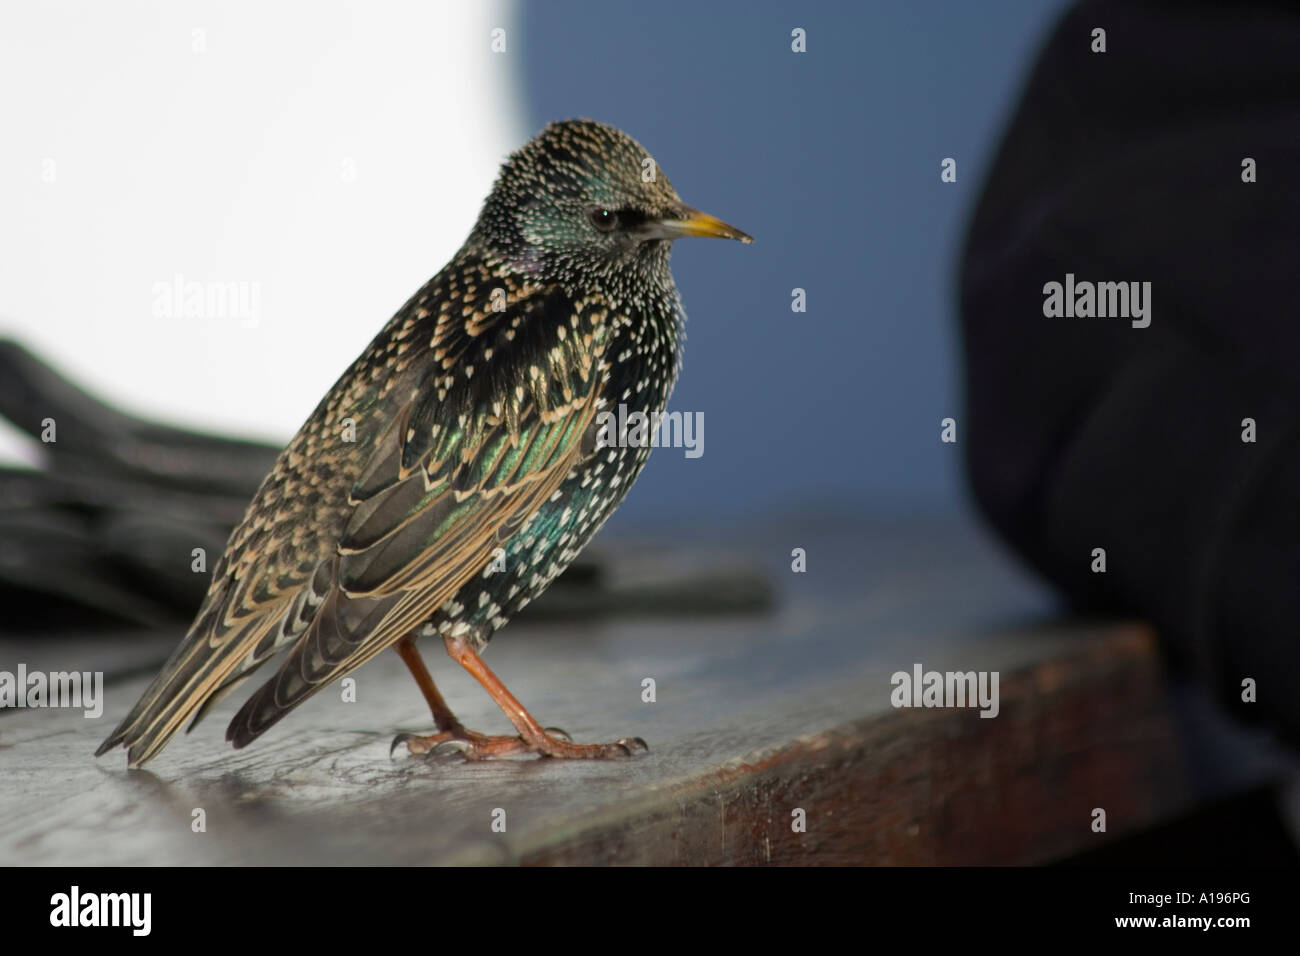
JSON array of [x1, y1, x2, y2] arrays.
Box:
[[390, 635, 532, 757], [395, 635, 464, 734], [439, 632, 647, 760]]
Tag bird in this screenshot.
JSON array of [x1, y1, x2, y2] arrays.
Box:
[[96, 118, 751, 767]]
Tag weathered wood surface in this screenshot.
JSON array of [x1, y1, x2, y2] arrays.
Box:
[[0, 516, 1279, 865]]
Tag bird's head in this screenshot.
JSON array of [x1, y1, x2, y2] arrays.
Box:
[[471, 119, 750, 292]]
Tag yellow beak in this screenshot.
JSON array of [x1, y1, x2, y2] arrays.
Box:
[[644, 205, 753, 243]]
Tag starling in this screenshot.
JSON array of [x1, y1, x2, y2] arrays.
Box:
[[96, 119, 751, 766]]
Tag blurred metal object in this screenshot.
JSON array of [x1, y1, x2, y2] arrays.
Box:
[[0, 339, 771, 631]]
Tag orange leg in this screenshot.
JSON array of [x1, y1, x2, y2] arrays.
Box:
[[440, 632, 647, 760], [395, 635, 465, 734], [390, 632, 646, 760], [391, 634, 528, 756]]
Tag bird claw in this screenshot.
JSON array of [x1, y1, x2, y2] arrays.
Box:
[[430, 739, 473, 757], [617, 736, 649, 756], [390, 733, 414, 758], [543, 726, 572, 742]]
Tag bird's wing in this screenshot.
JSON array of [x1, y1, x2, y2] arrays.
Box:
[[93, 484, 332, 765], [99, 277, 610, 765]]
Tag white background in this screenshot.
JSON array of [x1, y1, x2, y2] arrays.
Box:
[[0, 0, 525, 464]]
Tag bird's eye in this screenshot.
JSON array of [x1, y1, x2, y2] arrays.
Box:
[[589, 208, 618, 233]]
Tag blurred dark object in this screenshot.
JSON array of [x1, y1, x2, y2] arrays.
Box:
[[1059, 784, 1300, 867], [959, 2, 1300, 743], [0, 339, 278, 627], [0, 340, 771, 631]]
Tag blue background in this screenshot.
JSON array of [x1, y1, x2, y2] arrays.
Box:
[[519, 0, 1067, 526]]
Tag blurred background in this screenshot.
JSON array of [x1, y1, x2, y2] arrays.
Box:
[[0, 0, 1067, 526]]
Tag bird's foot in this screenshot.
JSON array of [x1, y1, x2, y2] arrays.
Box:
[[520, 728, 648, 760], [390, 726, 521, 758], [390, 725, 647, 761]]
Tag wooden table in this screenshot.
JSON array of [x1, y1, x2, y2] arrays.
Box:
[[0, 514, 1288, 865]]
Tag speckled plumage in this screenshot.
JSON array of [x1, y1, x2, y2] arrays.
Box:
[[98, 119, 750, 766]]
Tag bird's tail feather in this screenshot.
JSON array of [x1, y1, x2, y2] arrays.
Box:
[[94, 605, 281, 766]]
